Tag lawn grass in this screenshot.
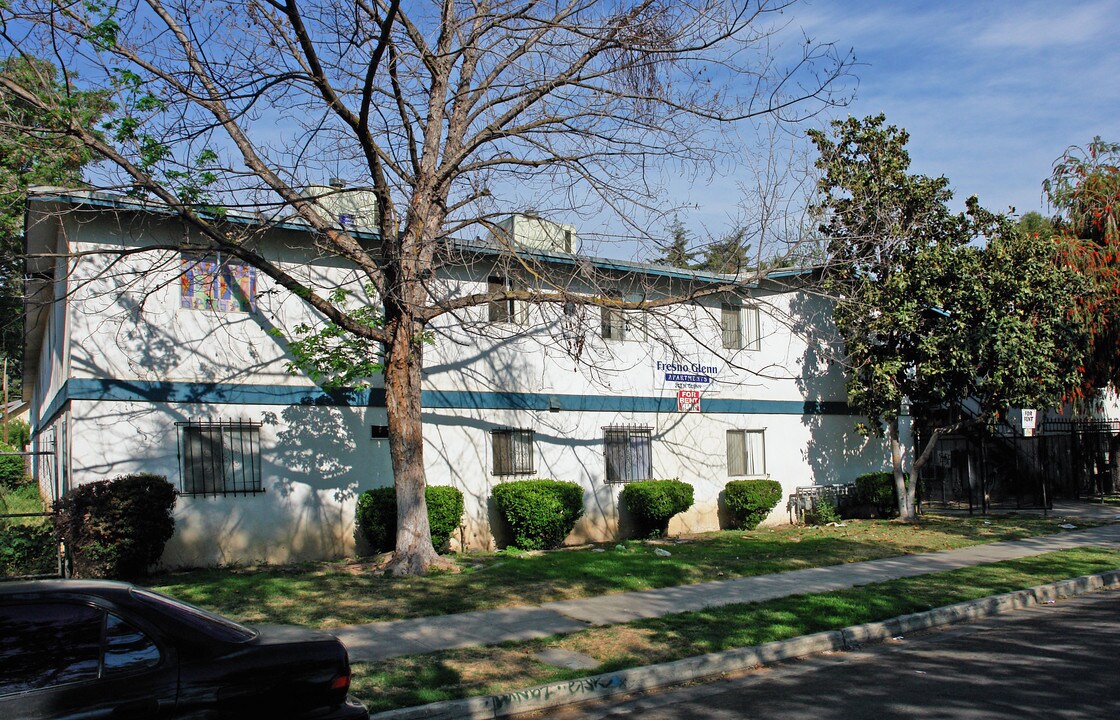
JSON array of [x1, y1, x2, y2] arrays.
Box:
[[147, 514, 1099, 627], [350, 547, 1120, 713]]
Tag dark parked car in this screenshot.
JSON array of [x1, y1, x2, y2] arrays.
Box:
[[0, 579, 368, 719]]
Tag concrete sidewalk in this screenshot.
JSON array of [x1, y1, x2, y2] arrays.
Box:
[[332, 521, 1120, 663]]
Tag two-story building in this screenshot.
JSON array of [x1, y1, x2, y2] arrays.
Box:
[[24, 189, 891, 568]]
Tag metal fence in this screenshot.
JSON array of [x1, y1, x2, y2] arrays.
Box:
[[918, 420, 1120, 514], [787, 483, 857, 523], [1, 448, 64, 579]]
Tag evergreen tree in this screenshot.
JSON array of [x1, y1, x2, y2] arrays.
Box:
[[696, 227, 751, 274], [652, 216, 698, 269]]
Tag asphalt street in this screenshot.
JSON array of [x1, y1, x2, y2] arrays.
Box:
[[533, 589, 1120, 720]]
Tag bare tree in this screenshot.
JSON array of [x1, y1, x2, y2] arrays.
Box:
[[1, 0, 853, 574]]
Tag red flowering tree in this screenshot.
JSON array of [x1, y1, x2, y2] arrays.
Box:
[[1045, 138, 1120, 395]]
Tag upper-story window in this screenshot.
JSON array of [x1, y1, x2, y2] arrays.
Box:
[[601, 302, 646, 342], [488, 275, 527, 325], [721, 303, 760, 351], [181, 253, 256, 313]]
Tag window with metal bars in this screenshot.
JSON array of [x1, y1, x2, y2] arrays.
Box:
[[727, 429, 766, 476], [491, 428, 534, 476], [603, 426, 653, 483], [176, 419, 263, 496]]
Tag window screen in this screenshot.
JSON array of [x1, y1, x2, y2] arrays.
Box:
[[721, 303, 742, 349], [727, 429, 766, 476], [743, 306, 761, 351], [488, 276, 526, 324]]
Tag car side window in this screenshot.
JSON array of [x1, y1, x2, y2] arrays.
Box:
[[0, 602, 102, 695], [103, 612, 160, 673]]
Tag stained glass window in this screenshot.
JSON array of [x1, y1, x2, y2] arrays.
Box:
[[180, 253, 256, 313]]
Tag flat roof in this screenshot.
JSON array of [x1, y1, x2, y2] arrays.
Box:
[[25, 188, 817, 287]]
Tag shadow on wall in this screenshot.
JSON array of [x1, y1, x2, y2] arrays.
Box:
[[168, 487, 351, 567], [422, 407, 642, 550], [789, 293, 888, 486]]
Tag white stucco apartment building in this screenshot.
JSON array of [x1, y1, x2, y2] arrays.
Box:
[[24, 190, 891, 569]]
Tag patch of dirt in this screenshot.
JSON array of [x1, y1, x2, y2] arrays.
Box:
[[557, 624, 660, 661], [336, 557, 394, 575]]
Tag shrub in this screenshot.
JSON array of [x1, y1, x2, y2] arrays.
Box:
[[1, 419, 30, 449], [491, 479, 584, 550], [723, 479, 782, 530], [53, 473, 177, 579], [0, 441, 29, 490], [355, 485, 465, 554], [620, 479, 694, 538], [0, 523, 57, 576], [855, 471, 902, 517], [804, 499, 842, 526]]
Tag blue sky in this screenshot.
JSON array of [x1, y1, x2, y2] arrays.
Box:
[[663, 0, 1120, 250]]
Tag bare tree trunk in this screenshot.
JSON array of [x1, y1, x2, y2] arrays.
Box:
[[382, 311, 446, 576], [889, 418, 917, 521]]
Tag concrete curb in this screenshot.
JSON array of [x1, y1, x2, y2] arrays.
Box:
[[369, 569, 1120, 720]]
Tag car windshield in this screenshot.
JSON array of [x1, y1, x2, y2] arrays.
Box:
[[130, 588, 257, 643]]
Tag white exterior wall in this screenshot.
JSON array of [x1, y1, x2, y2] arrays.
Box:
[[42, 212, 395, 566], [65, 397, 391, 567], [420, 270, 887, 546], [29, 204, 891, 568]]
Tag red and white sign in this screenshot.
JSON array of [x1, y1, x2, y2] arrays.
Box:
[[677, 389, 701, 413]]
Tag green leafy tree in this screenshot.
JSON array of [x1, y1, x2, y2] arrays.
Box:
[[812, 115, 1087, 520], [1016, 211, 1055, 241], [0, 56, 108, 395]]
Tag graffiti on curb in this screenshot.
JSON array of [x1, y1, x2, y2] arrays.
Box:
[[492, 674, 626, 712]]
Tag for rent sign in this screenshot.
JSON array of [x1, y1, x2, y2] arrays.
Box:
[[678, 389, 701, 413]]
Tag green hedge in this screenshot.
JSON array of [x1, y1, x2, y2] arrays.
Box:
[[355, 485, 464, 554], [620, 479, 694, 538], [0, 523, 57, 577], [723, 479, 782, 530], [855, 472, 901, 517], [491, 479, 584, 551], [53, 473, 177, 579]]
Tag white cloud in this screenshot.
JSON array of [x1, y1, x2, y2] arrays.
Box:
[[969, 1, 1117, 50]]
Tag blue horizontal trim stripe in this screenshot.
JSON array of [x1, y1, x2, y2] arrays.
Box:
[[66, 378, 385, 407], [58, 378, 854, 416], [33, 388, 70, 436]]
